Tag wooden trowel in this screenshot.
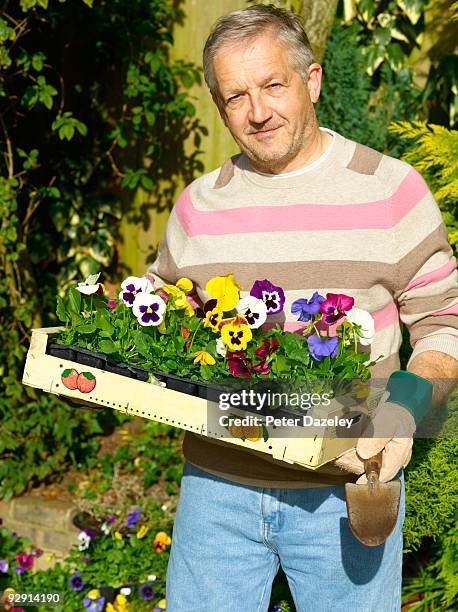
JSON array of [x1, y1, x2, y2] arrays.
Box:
[[345, 452, 401, 547]]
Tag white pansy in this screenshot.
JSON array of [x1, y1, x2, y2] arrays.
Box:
[[346, 308, 375, 346], [120, 587, 132, 596], [216, 337, 227, 357], [147, 575, 157, 582], [132, 293, 166, 326], [236, 295, 267, 329], [76, 272, 102, 295], [120, 276, 153, 307], [77, 531, 91, 551]]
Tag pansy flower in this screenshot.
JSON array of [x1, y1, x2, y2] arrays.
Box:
[[154, 599, 167, 611], [307, 334, 339, 361], [196, 299, 223, 332], [227, 351, 251, 378], [77, 531, 92, 551], [216, 337, 227, 357], [132, 293, 166, 326], [15, 553, 33, 570], [253, 337, 279, 374], [136, 525, 149, 539], [120, 276, 153, 307], [236, 296, 267, 329], [0, 559, 8, 573], [69, 571, 86, 592], [83, 589, 105, 612], [205, 273, 240, 311], [345, 308, 375, 346], [161, 284, 194, 316], [319, 293, 354, 325], [153, 531, 171, 553], [176, 277, 193, 293], [140, 582, 156, 601], [291, 292, 325, 322], [193, 351, 216, 366], [76, 273, 104, 296], [126, 508, 141, 529], [250, 279, 285, 315], [220, 316, 253, 351]]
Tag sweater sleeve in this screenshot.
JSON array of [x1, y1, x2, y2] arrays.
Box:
[[392, 167, 458, 367]]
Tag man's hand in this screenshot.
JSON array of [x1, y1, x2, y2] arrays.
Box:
[[334, 397, 416, 483]]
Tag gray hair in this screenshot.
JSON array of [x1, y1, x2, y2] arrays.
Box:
[[203, 4, 315, 105]]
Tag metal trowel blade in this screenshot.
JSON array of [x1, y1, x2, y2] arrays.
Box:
[[345, 479, 401, 547]]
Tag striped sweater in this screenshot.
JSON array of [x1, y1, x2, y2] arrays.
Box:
[[147, 128, 458, 488]]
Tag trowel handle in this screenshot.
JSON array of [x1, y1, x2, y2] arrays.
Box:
[[364, 451, 383, 487]]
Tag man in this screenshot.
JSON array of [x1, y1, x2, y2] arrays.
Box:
[[147, 5, 458, 611]]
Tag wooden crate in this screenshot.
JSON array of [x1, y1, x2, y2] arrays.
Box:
[[22, 328, 384, 469]]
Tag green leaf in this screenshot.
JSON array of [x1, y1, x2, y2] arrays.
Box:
[[68, 286, 82, 314], [99, 340, 117, 354], [140, 175, 153, 191], [180, 72, 194, 88], [77, 324, 97, 334], [56, 296, 67, 322]]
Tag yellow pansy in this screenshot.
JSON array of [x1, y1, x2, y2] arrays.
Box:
[[220, 317, 252, 351], [136, 525, 149, 539], [205, 273, 240, 311], [176, 277, 193, 293], [204, 306, 223, 332], [193, 350, 216, 366], [87, 589, 102, 599], [157, 599, 167, 609], [114, 531, 123, 540], [153, 531, 172, 553], [162, 284, 194, 316]]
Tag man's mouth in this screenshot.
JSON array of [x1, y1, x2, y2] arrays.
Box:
[[253, 126, 280, 138]]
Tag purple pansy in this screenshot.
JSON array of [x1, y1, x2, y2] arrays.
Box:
[[69, 572, 86, 592], [291, 292, 326, 322], [15, 566, 25, 575], [120, 276, 153, 307], [319, 293, 354, 325], [106, 515, 116, 525], [250, 279, 285, 315], [83, 595, 105, 612], [0, 559, 8, 573], [140, 582, 156, 601], [126, 508, 141, 529], [80, 556, 92, 563], [307, 334, 339, 361], [132, 293, 166, 326], [227, 351, 252, 378]]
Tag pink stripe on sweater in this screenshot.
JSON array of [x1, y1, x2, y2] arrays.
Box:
[[176, 168, 428, 236], [431, 301, 458, 316], [404, 258, 457, 292]]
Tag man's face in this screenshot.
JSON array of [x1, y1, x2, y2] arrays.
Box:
[[212, 32, 322, 173]]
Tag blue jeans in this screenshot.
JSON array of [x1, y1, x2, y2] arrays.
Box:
[[166, 462, 405, 612]]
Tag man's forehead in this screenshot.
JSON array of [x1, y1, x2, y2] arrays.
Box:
[[214, 40, 291, 96]]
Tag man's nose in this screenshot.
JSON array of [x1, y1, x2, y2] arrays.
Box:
[[247, 93, 272, 125]]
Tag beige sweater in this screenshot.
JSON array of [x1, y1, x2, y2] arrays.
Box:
[[147, 129, 458, 487]]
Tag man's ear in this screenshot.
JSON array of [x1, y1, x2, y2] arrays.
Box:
[[306, 63, 323, 104], [212, 93, 228, 127]]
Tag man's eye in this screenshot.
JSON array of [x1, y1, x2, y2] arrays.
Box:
[[228, 94, 241, 102], [269, 83, 282, 89]]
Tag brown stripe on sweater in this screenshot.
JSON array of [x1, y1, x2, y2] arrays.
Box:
[[409, 316, 458, 345], [213, 155, 238, 188], [148, 237, 179, 284], [369, 353, 400, 378], [397, 224, 453, 292], [401, 288, 458, 316], [178, 260, 399, 292], [346, 143, 383, 175]]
